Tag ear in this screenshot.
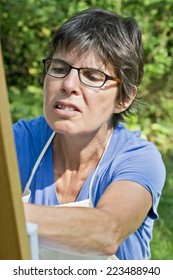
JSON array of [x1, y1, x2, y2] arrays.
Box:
[[114, 86, 137, 114]]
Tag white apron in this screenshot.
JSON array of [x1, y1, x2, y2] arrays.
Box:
[[22, 131, 118, 260]]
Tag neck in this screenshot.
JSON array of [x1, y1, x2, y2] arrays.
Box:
[[53, 126, 113, 171]]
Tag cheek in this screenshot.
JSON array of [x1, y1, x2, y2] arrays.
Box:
[[86, 95, 116, 123], [43, 87, 49, 108], [43, 80, 55, 103], [97, 91, 117, 113], [43, 77, 52, 92]]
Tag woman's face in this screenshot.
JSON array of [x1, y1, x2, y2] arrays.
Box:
[[43, 50, 125, 136]]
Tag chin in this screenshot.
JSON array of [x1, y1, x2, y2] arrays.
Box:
[[45, 117, 99, 137], [46, 120, 80, 136]]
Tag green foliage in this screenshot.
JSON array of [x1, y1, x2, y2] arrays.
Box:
[[150, 150, 173, 260], [1, 0, 173, 259]]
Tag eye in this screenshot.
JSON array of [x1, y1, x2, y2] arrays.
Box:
[[82, 69, 105, 82], [48, 61, 69, 76], [52, 66, 66, 74]]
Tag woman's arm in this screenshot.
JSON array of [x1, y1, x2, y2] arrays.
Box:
[[24, 180, 152, 256]]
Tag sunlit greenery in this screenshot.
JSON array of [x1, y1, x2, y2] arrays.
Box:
[[1, 0, 173, 259]]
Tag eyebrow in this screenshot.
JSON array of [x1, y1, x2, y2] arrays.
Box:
[[52, 57, 113, 75]]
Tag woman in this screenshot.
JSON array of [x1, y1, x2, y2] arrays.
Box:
[[13, 8, 166, 259]]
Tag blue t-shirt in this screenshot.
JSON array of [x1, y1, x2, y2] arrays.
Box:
[[13, 116, 166, 260]]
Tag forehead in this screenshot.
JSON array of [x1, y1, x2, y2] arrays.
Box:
[[53, 49, 114, 73], [54, 49, 100, 65]]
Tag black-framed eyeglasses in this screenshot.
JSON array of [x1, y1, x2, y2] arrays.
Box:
[[42, 58, 121, 88]]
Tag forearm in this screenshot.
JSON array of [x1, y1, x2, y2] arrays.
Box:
[[24, 203, 119, 256]]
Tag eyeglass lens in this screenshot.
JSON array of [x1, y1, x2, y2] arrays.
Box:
[[45, 59, 110, 87]]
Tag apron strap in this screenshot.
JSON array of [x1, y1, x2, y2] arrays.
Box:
[[23, 131, 56, 197]]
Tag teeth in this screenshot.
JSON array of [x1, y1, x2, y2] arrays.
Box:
[[57, 104, 63, 109], [65, 106, 75, 111], [56, 104, 75, 111]]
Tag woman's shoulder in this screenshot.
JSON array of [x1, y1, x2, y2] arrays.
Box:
[[114, 122, 158, 153], [13, 116, 53, 150], [111, 122, 166, 193], [111, 122, 166, 186], [13, 115, 50, 132], [13, 116, 52, 138]]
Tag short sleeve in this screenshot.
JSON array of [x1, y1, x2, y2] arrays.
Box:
[[112, 140, 166, 219]]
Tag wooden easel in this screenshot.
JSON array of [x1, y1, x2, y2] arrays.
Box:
[[0, 43, 31, 259]]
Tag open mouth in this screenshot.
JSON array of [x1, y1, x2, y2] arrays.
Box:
[[54, 102, 80, 113], [56, 104, 76, 111]]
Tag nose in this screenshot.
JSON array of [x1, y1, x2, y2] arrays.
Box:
[[61, 68, 80, 95]]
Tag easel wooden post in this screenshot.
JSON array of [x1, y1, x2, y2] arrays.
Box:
[[0, 43, 31, 259]]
